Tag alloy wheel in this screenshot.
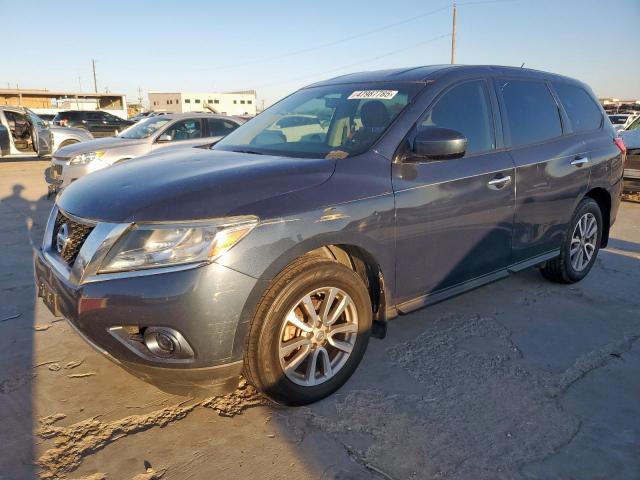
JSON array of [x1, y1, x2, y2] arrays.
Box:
[[278, 287, 358, 387], [570, 212, 598, 272]]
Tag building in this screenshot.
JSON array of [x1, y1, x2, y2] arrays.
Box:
[[148, 90, 257, 116], [599, 97, 640, 114], [0, 89, 127, 119]]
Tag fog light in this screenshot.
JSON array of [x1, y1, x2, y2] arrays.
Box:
[[144, 329, 177, 357], [108, 325, 195, 361]]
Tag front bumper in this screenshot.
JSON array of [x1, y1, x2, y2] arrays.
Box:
[[45, 156, 109, 192], [34, 234, 257, 393]]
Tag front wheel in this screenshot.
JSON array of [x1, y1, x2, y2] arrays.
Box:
[[243, 256, 372, 405], [541, 197, 603, 283]]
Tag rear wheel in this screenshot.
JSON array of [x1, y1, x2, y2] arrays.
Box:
[[541, 197, 603, 283], [243, 256, 371, 405]]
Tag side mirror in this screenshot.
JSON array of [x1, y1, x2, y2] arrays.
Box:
[[157, 133, 173, 142], [409, 127, 467, 161]]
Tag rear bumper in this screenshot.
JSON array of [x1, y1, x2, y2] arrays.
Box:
[[34, 248, 256, 392]]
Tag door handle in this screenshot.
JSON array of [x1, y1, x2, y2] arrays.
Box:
[[487, 175, 512, 189], [571, 156, 589, 166]]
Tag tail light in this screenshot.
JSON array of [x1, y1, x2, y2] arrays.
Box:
[[614, 137, 626, 155]]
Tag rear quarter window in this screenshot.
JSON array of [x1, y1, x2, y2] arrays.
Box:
[[499, 79, 563, 147], [554, 83, 602, 132]]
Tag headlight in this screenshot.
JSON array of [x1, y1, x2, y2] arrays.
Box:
[[98, 217, 258, 273], [69, 151, 105, 165]]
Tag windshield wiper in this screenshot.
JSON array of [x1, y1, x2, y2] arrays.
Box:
[[229, 148, 266, 155]]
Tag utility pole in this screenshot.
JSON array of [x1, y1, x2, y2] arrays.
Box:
[[450, 1, 457, 64], [137, 87, 143, 105], [92, 59, 98, 93]]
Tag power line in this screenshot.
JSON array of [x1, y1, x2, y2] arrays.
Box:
[[245, 32, 452, 91], [148, 5, 454, 74]]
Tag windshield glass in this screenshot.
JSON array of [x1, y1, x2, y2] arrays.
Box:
[[118, 117, 171, 139], [627, 116, 640, 131], [214, 82, 423, 159]]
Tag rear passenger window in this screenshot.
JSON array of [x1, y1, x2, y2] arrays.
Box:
[[420, 80, 494, 155], [553, 83, 602, 132], [499, 80, 562, 147], [206, 118, 238, 136]]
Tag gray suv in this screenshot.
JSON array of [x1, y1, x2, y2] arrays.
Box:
[[35, 65, 624, 405]]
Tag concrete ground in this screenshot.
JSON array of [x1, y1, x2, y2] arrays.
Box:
[[1, 159, 639, 480]]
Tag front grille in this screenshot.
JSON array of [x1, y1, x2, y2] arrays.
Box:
[[52, 211, 94, 264]]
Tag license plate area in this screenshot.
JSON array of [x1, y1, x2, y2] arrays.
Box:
[[38, 281, 61, 317]]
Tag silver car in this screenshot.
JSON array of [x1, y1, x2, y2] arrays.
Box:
[[46, 113, 243, 193]]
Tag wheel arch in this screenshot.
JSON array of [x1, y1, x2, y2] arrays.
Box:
[[58, 138, 79, 149], [584, 187, 611, 247], [309, 244, 389, 336], [230, 241, 390, 361]]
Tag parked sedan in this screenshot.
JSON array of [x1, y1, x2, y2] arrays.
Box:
[[45, 113, 243, 193], [53, 110, 134, 138]]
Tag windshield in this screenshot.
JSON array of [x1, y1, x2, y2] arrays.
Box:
[[214, 82, 423, 159], [118, 117, 171, 139]]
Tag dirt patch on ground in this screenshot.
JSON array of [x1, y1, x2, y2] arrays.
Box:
[[36, 381, 270, 479]]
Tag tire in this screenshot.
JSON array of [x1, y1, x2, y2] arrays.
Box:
[[243, 255, 372, 405], [540, 197, 603, 283]]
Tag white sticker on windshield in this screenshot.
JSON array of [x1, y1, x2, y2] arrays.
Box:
[[348, 90, 398, 100]]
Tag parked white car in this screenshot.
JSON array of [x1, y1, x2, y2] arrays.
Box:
[[0, 106, 93, 158]]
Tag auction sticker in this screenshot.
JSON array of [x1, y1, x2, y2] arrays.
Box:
[[348, 90, 398, 100]]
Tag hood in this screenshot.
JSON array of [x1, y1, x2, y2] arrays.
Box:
[[57, 149, 336, 222], [54, 137, 146, 158]]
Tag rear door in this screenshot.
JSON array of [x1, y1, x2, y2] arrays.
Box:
[[496, 78, 589, 264], [204, 118, 240, 145], [393, 79, 516, 302], [85, 112, 111, 137]]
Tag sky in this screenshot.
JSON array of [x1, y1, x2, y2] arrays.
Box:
[[1, 0, 638, 108]]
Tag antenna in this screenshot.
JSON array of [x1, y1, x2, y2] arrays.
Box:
[[450, 1, 457, 64]]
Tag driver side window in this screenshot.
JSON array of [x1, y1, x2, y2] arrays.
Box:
[[419, 80, 495, 156], [163, 119, 203, 141]]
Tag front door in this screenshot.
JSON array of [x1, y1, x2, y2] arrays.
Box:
[[393, 79, 515, 303], [26, 110, 52, 156], [151, 118, 205, 152]]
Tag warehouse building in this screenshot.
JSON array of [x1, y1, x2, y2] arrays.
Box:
[[148, 90, 257, 116], [0, 89, 128, 119]]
